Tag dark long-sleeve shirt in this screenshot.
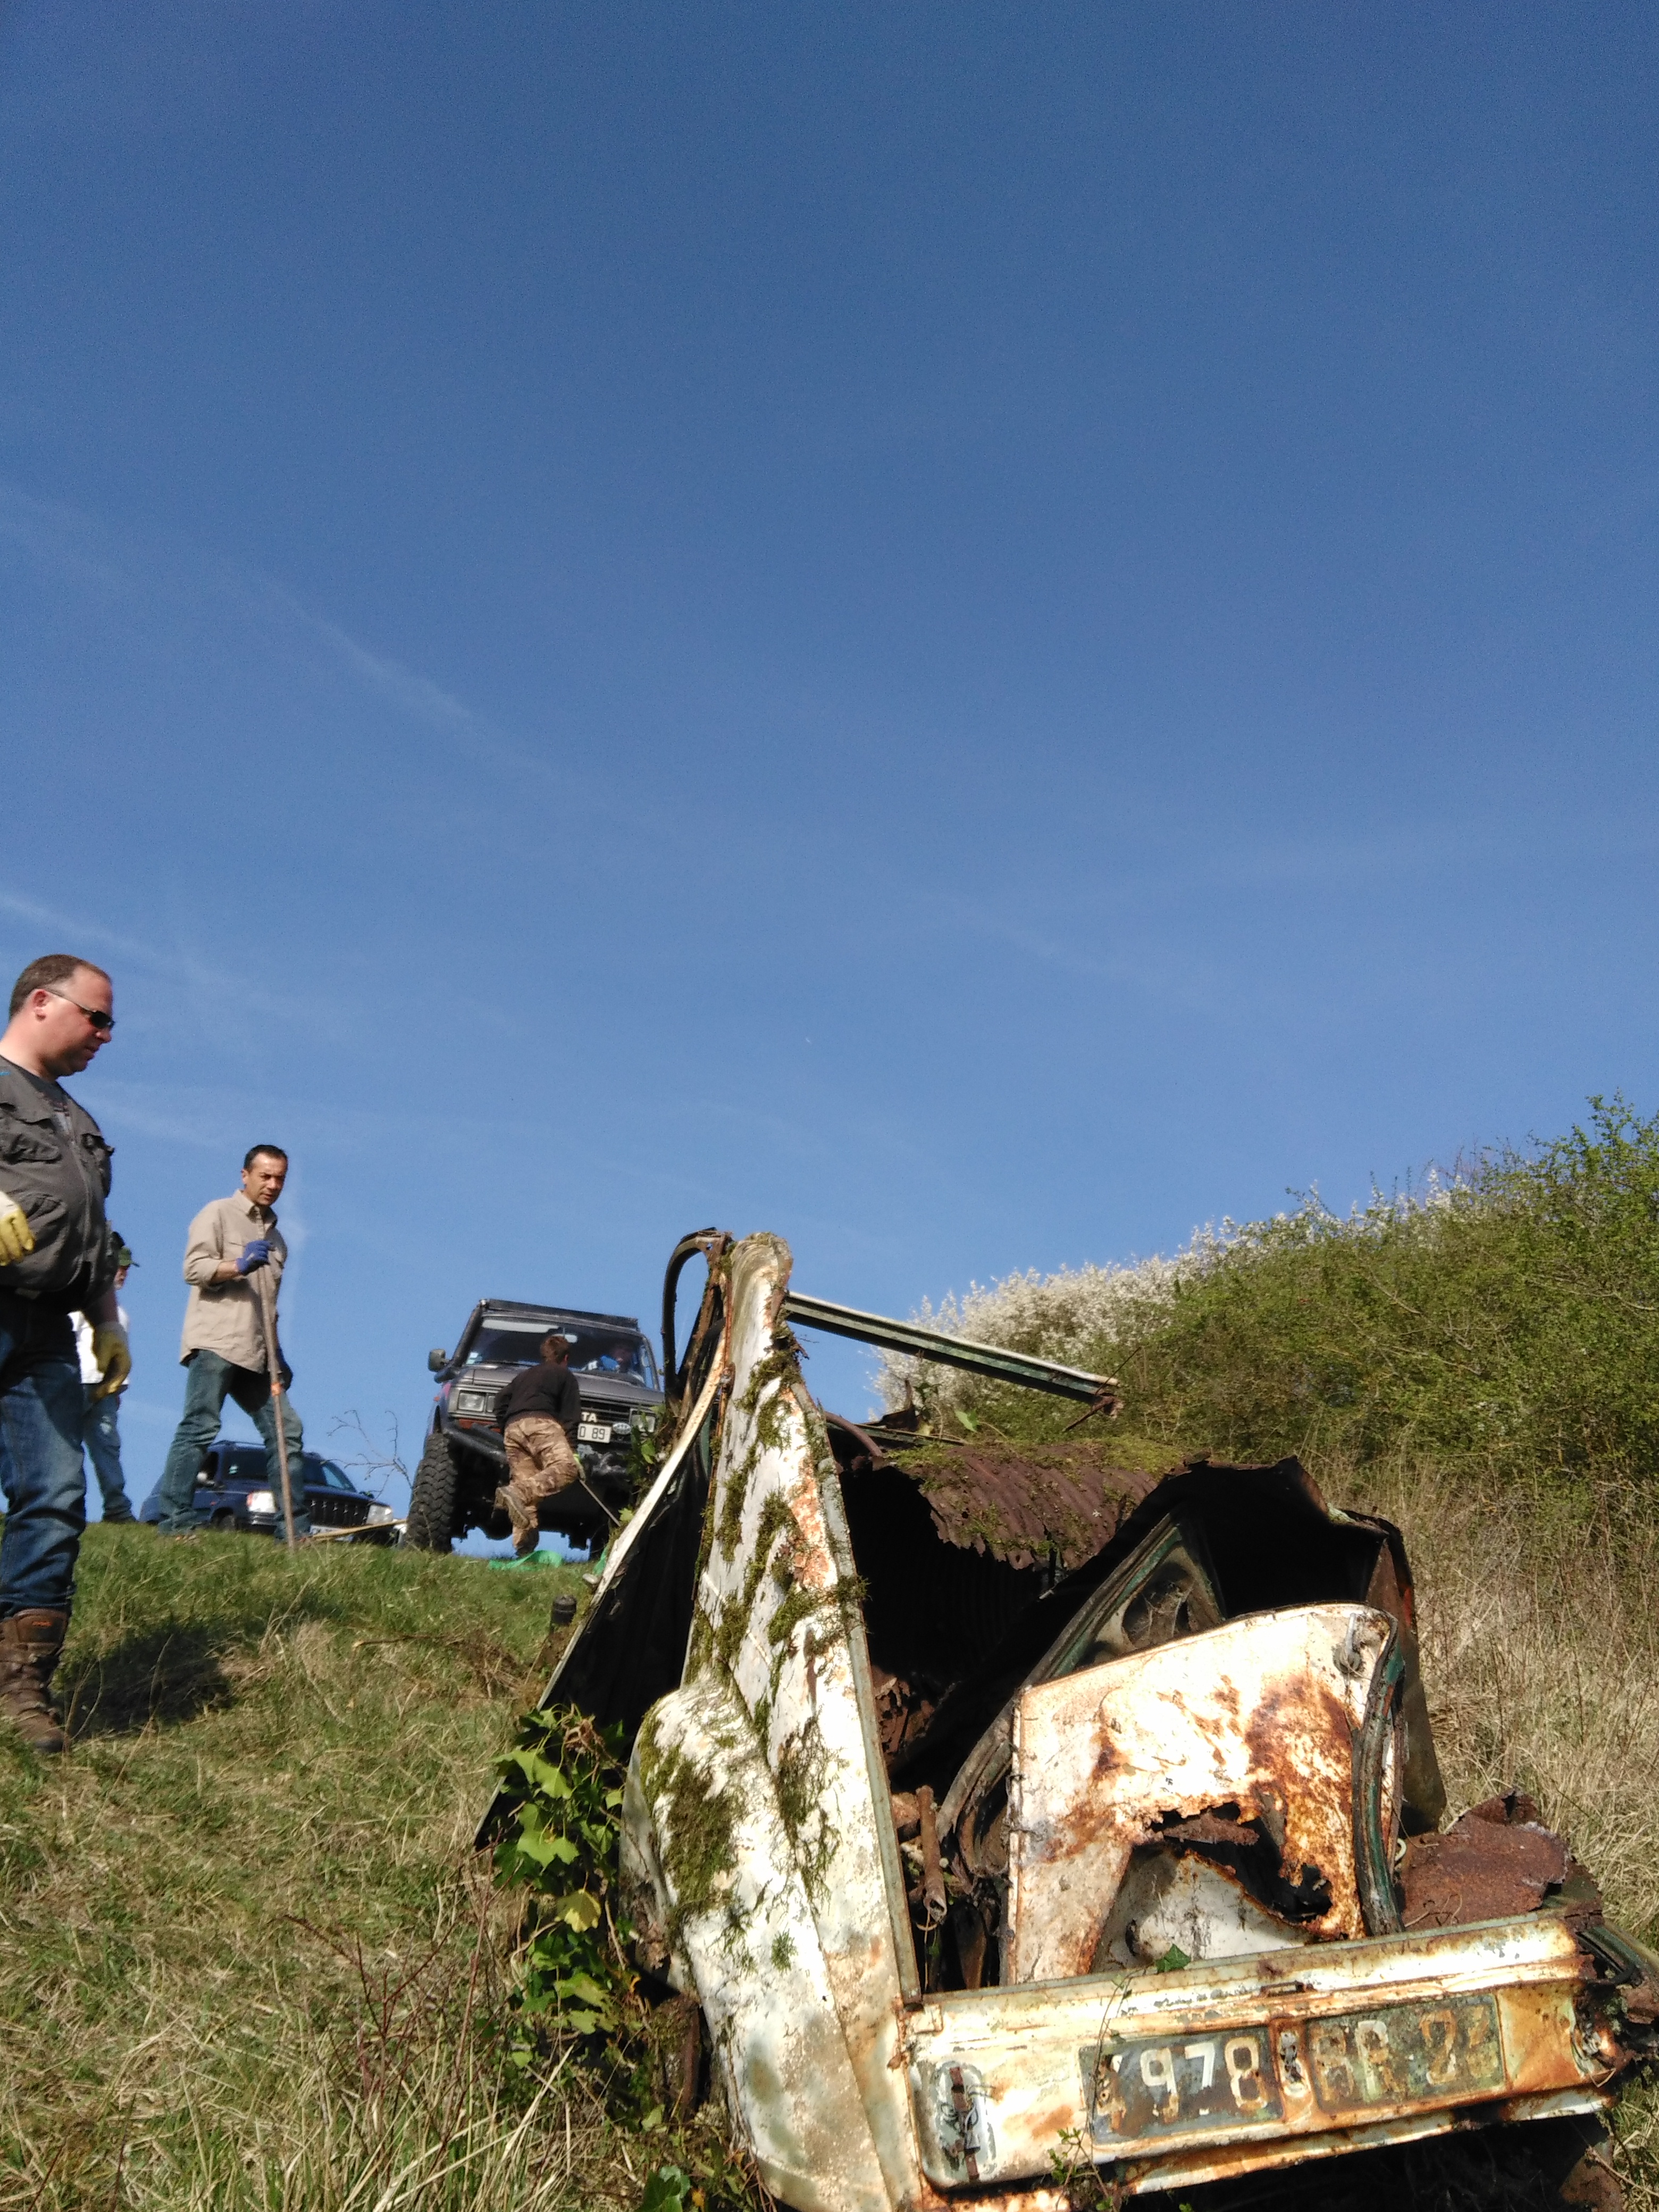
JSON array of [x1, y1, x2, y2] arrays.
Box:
[[494, 1362, 581, 1440]]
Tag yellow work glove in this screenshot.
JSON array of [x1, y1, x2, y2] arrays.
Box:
[[89, 1321, 131, 1401], [0, 1190, 35, 1267]]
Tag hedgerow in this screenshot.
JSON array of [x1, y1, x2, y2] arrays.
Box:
[[889, 1097, 1659, 1507]]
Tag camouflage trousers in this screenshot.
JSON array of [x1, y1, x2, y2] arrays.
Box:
[[498, 1415, 581, 1544]]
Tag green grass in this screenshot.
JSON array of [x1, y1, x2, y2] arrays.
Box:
[[19, 1092, 1659, 2211], [937, 1096, 1659, 1510], [0, 1527, 641, 2211], [894, 1096, 1659, 2204]]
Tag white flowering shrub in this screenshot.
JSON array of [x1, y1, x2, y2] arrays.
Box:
[[873, 1173, 1469, 1428], [875, 1251, 1190, 1420]]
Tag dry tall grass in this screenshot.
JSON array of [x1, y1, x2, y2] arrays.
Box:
[[1335, 1457, 1659, 2205]]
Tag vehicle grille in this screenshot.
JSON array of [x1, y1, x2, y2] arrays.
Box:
[[310, 1495, 370, 1527], [578, 1401, 635, 1443]]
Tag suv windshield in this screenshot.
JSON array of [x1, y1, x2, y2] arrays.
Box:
[[463, 1320, 658, 1387]]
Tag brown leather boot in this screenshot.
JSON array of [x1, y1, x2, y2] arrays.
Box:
[[493, 1485, 541, 1558], [0, 1610, 69, 1754]]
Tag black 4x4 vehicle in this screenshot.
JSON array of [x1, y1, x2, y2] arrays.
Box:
[[137, 1439, 398, 1540], [405, 1297, 664, 1552]]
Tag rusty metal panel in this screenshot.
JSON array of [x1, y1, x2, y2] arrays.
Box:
[[906, 1443, 1158, 1571], [630, 1675, 895, 2212], [903, 1913, 1608, 2193], [1402, 1804, 1572, 1930], [1007, 1604, 1399, 1981], [671, 1236, 925, 2212], [1114, 2087, 1613, 2198]]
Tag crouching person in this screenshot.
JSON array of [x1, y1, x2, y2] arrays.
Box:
[[492, 1330, 581, 1558]]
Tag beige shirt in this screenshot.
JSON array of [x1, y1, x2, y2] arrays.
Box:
[[178, 1193, 288, 1369]]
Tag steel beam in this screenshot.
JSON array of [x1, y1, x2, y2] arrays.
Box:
[[783, 1292, 1116, 1406]]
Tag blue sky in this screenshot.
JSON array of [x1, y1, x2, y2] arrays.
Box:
[[3, 3, 1657, 1521]]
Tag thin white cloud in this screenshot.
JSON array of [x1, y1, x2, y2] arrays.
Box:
[[247, 578, 480, 736], [0, 886, 305, 1023], [0, 476, 571, 791], [0, 477, 711, 841]]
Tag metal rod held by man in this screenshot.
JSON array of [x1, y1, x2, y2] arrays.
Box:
[[255, 1272, 298, 1553]]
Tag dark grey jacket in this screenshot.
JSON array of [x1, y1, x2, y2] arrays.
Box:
[[494, 1362, 581, 1440], [0, 1058, 117, 1309]]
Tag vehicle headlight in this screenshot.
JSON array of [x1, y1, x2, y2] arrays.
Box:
[[246, 1490, 277, 1514], [454, 1389, 491, 1415], [631, 1409, 658, 1434], [365, 1503, 395, 1524]]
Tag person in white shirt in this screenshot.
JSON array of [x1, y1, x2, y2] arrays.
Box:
[[73, 1244, 135, 1524]]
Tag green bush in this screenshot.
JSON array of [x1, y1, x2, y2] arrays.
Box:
[[916, 1097, 1659, 1505]]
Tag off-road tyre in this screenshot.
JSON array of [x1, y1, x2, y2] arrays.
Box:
[[405, 1431, 461, 1553]]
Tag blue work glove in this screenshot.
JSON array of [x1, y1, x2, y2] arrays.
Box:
[[236, 1238, 273, 1275]]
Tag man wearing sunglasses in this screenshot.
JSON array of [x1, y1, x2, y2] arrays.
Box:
[[0, 953, 128, 1754]]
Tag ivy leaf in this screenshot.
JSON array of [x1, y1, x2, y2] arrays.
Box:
[[551, 1889, 602, 1932], [639, 2165, 692, 2212], [511, 1828, 574, 1872]]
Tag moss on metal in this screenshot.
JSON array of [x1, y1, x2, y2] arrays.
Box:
[[716, 1331, 805, 1564], [637, 1714, 741, 1925], [774, 1708, 837, 1901]]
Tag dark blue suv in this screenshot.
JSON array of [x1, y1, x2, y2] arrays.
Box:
[[138, 1438, 397, 1541]]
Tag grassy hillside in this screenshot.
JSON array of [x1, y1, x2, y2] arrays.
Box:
[[884, 1097, 1659, 2202], [13, 1097, 1659, 2211], [0, 1527, 631, 2211], [891, 1100, 1659, 1510]]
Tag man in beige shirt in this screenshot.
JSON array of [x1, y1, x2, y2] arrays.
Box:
[[152, 1146, 309, 1537]]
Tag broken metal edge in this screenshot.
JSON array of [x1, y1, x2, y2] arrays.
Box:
[[470, 1352, 728, 1850], [811, 1419, 925, 2006], [1115, 2087, 1611, 2197]]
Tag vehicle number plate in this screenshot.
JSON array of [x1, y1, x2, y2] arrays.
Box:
[[1304, 1992, 1504, 2112], [1083, 1992, 1505, 2148], [577, 1422, 611, 1443], [1085, 2030, 1283, 2142]]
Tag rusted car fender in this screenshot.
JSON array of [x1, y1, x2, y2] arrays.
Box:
[[624, 1672, 895, 2212], [620, 1235, 926, 2212]]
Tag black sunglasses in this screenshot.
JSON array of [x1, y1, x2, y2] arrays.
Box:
[[46, 990, 114, 1033]]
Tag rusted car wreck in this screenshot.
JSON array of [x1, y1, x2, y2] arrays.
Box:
[[536, 1231, 1659, 2208]]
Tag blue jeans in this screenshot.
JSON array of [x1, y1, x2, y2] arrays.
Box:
[[82, 1387, 133, 1521], [155, 1351, 309, 1536], [0, 1293, 87, 1616]]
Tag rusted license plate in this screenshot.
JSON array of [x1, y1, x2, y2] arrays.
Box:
[[1084, 2025, 1284, 2142], [1084, 1992, 1505, 2147], [1302, 1992, 1505, 2113]]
